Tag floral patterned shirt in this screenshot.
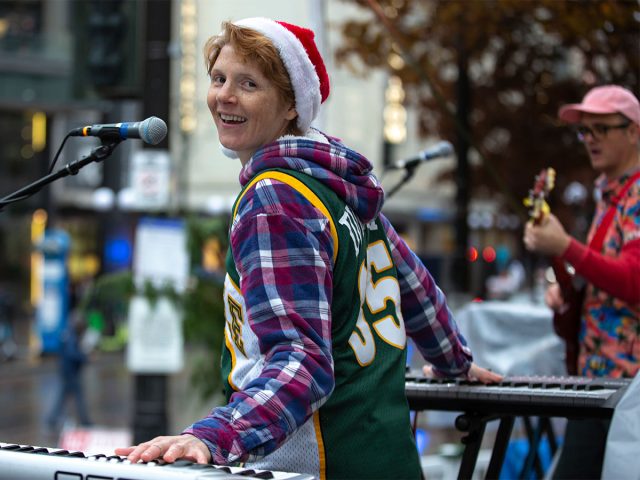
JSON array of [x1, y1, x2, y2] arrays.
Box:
[[563, 167, 640, 378]]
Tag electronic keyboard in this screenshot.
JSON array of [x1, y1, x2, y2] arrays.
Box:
[[406, 373, 632, 479], [0, 443, 316, 480], [405, 373, 631, 418]]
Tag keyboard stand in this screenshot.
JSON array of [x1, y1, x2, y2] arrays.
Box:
[[451, 413, 559, 480], [406, 374, 630, 479], [520, 417, 558, 479], [455, 412, 515, 480]]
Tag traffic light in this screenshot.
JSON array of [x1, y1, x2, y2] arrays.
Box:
[[72, 0, 141, 99], [87, 0, 126, 88]]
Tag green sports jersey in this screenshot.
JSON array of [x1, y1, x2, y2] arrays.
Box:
[[222, 168, 421, 479]]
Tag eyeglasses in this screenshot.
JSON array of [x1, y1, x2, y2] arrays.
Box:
[[574, 121, 631, 141]]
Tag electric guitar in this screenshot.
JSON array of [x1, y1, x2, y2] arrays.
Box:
[[525, 168, 582, 375]]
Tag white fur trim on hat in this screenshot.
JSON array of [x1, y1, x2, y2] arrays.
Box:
[[235, 17, 321, 133]]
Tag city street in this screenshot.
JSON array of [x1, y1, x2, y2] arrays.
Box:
[[0, 350, 131, 450], [0, 330, 216, 456]]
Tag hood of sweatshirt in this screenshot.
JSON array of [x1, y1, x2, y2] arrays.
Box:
[[238, 130, 385, 224]]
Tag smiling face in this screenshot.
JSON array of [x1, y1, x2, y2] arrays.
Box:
[[207, 44, 297, 165]]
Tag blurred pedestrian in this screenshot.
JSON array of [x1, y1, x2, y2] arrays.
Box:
[[47, 310, 92, 430], [115, 17, 501, 478], [524, 85, 640, 479]]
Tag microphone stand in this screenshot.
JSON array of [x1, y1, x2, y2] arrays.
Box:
[[0, 139, 121, 211], [385, 163, 418, 199]]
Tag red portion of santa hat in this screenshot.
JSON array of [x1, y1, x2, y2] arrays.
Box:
[[276, 21, 330, 104]]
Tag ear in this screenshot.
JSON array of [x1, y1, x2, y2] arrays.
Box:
[[285, 105, 298, 122]]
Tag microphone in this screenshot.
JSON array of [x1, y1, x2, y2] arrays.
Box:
[[69, 116, 168, 145], [390, 141, 454, 169]]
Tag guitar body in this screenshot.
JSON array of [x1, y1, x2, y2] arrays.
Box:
[[550, 257, 584, 375]]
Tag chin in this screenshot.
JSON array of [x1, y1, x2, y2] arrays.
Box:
[[219, 138, 241, 151]]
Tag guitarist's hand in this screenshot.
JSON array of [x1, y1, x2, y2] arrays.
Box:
[[523, 213, 571, 256], [545, 282, 566, 312]]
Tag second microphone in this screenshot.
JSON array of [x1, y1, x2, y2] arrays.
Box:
[[390, 141, 454, 170]]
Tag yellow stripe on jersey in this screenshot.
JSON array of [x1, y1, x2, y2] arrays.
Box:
[[313, 411, 327, 480], [232, 171, 339, 264]]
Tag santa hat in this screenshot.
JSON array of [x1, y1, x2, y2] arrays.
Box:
[[235, 17, 330, 133]]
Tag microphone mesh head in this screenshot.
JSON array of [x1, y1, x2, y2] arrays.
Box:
[[141, 116, 168, 145]]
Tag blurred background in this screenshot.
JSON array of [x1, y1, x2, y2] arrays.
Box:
[[0, 0, 638, 478]]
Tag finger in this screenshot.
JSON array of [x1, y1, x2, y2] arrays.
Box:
[[468, 364, 503, 383], [180, 442, 211, 464], [140, 443, 164, 462], [422, 365, 434, 378], [175, 436, 211, 464], [193, 448, 211, 465], [188, 448, 211, 464], [163, 443, 185, 463], [124, 444, 148, 463], [523, 234, 534, 249], [483, 370, 504, 383], [127, 442, 158, 463], [114, 446, 135, 456], [163, 441, 209, 464]]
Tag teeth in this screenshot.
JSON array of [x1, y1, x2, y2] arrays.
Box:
[[220, 113, 246, 123]]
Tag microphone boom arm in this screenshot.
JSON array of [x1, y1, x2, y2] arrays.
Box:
[[0, 139, 121, 210], [385, 163, 419, 199]]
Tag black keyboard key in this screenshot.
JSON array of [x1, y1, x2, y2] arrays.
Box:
[[237, 469, 257, 476], [585, 384, 605, 391], [185, 463, 213, 470], [252, 471, 276, 479], [51, 450, 70, 456], [542, 383, 562, 389]]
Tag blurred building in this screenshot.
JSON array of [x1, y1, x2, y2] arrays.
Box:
[[0, 0, 509, 319], [0, 0, 157, 318]]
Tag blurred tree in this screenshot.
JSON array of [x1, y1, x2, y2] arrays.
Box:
[[181, 215, 229, 401], [336, 0, 639, 221], [79, 215, 228, 401]]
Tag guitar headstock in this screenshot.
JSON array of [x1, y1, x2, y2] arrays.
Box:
[[524, 167, 556, 224]]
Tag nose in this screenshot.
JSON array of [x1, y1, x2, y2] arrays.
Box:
[[216, 81, 236, 103]]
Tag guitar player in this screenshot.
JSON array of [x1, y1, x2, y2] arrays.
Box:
[[523, 85, 640, 479]]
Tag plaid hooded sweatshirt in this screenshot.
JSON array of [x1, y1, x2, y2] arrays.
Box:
[[184, 131, 472, 479]]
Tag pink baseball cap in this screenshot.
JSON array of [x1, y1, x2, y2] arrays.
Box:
[[558, 85, 640, 127]]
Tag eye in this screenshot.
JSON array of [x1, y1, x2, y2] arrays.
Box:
[[593, 124, 608, 135], [575, 126, 592, 137], [211, 74, 225, 86], [241, 78, 258, 89]]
